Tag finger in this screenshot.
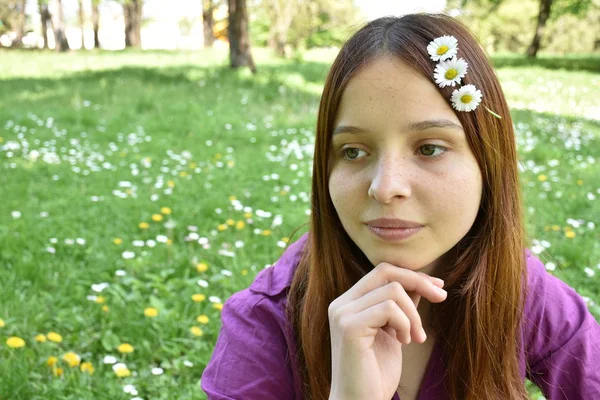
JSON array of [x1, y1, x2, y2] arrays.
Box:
[[343, 263, 447, 305], [341, 281, 425, 343], [351, 299, 413, 345]]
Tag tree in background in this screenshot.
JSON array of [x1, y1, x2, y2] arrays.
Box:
[[12, 0, 25, 46], [228, 0, 256, 73], [78, 0, 85, 48], [450, 0, 594, 57], [37, 0, 50, 48], [122, 0, 142, 47], [249, 0, 361, 57], [50, 0, 69, 51], [91, 0, 100, 48], [202, 0, 217, 47], [0, 0, 24, 46]]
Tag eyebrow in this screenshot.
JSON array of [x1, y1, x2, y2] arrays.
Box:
[[332, 119, 464, 136]]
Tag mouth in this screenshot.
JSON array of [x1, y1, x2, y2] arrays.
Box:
[[366, 224, 423, 242]]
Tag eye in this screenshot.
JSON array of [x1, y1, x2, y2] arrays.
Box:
[[418, 144, 447, 158], [341, 147, 368, 161]]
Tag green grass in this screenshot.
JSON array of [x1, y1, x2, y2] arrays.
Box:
[[0, 47, 598, 399]]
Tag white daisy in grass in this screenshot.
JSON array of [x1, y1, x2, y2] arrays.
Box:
[[434, 57, 468, 88], [427, 35, 458, 61], [451, 84, 483, 112]]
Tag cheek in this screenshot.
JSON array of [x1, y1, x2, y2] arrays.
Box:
[[329, 169, 360, 216]]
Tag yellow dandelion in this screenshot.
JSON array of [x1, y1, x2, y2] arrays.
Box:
[[0, 137, 3, 142], [62, 351, 81, 367], [227, 160, 235, 167], [113, 238, 123, 245], [167, 180, 175, 188], [95, 296, 106, 304], [197, 315, 209, 324], [152, 214, 163, 222], [197, 263, 208, 273], [241, 269, 248, 276], [215, 153, 222, 160], [53, 367, 64, 377], [35, 334, 47, 343], [566, 231, 576, 239], [144, 156, 152, 163], [537, 175, 547, 182], [161, 207, 172, 215], [192, 294, 206, 302], [279, 190, 287, 195], [102, 305, 109, 312], [281, 237, 290, 243], [244, 212, 252, 219], [125, 189, 133, 195], [552, 225, 560, 231], [226, 219, 235, 226], [189, 162, 197, 169], [139, 222, 149, 229], [166, 239, 173, 246], [117, 343, 134, 353], [114, 366, 131, 377], [6, 336, 26, 348], [217, 224, 228, 231], [262, 229, 272, 236], [80, 362, 95, 375], [229, 195, 237, 201], [190, 326, 204, 336], [179, 171, 188, 177], [47, 332, 63, 343], [577, 179, 583, 185], [0, 318, 4, 328], [47, 356, 58, 367], [144, 307, 158, 318], [213, 303, 224, 311], [235, 220, 246, 230]]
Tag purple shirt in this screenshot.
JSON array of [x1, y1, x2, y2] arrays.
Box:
[[201, 233, 600, 399]]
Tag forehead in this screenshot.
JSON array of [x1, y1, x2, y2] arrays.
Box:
[[334, 56, 460, 129]]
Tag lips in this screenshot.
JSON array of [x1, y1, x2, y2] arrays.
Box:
[[364, 218, 424, 229]]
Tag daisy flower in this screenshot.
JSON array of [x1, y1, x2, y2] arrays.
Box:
[[451, 84, 483, 112], [434, 57, 468, 88], [427, 35, 458, 61]]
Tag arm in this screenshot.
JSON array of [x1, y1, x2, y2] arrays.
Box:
[[200, 290, 296, 399], [524, 253, 600, 399]]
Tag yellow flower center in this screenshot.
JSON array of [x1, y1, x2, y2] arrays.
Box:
[[461, 94, 473, 104], [445, 69, 458, 80], [437, 45, 449, 55]]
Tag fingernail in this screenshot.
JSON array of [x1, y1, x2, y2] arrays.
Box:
[[431, 277, 445, 287], [421, 328, 427, 342], [435, 286, 447, 295]]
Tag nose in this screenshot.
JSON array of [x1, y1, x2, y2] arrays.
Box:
[[368, 154, 413, 204]]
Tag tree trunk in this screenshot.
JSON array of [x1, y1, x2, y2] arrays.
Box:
[[12, 0, 27, 47], [38, 0, 51, 49], [270, 0, 295, 58], [227, 0, 256, 73], [202, 0, 215, 48], [51, 0, 70, 52], [78, 0, 85, 49], [526, 0, 553, 58], [92, 0, 100, 48], [124, 0, 142, 48]]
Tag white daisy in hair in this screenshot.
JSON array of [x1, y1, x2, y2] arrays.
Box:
[[434, 57, 468, 88], [451, 84, 483, 112], [427, 35, 458, 61]]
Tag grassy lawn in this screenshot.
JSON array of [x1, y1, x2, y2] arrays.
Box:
[[0, 47, 598, 399]]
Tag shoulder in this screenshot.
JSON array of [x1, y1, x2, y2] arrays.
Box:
[[522, 248, 600, 358], [247, 232, 309, 298]]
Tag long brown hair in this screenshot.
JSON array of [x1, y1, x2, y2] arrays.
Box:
[[286, 13, 529, 400]]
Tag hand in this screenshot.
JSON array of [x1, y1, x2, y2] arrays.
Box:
[[327, 262, 447, 400]]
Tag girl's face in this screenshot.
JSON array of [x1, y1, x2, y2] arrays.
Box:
[[328, 56, 483, 276]]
